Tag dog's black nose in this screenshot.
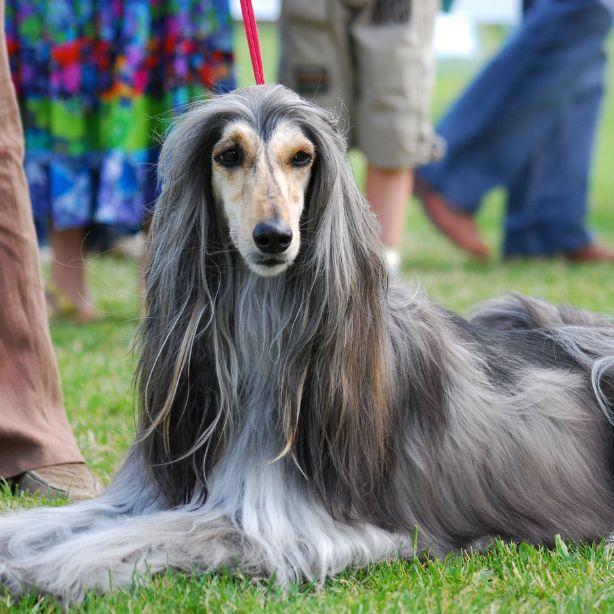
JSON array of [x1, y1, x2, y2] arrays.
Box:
[[253, 221, 293, 254]]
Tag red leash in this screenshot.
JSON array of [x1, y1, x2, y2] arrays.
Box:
[[240, 0, 265, 85]]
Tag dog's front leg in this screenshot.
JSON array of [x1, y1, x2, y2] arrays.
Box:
[[0, 511, 263, 604], [0, 451, 158, 559]]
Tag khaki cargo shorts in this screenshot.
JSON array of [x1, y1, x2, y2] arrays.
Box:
[[279, 0, 444, 169]]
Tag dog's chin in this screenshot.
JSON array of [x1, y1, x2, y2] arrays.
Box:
[[247, 257, 292, 278]]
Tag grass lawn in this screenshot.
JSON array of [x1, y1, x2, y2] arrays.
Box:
[[1, 22, 614, 613]]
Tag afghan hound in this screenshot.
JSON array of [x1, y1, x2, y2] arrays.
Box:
[[1, 85, 613, 603]]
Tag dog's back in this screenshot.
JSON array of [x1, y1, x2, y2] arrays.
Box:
[[471, 293, 614, 416]]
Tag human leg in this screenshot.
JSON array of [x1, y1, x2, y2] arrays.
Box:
[[0, 0, 95, 496], [418, 0, 613, 214], [49, 225, 97, 321], [504, 8, 613, 258], [365, 165, 413, 270], [352, 0, 440, 266], [413, 174, 490, 258]]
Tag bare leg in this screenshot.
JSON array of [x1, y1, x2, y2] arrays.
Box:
[[365, 165, 413, 272], [365, 165, 413, 247], [49, 225, 96, 321]]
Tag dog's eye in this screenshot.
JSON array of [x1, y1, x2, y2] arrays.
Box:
[[291, 151, 312, 167], [216, 148, 242, 168]]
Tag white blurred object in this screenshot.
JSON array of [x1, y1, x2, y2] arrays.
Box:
[[112, 232, 146, 261], [452, 0, 521, 25], [39, 245, 52, 264], [230, 0, 520, 60], [230, 0, 280, 21], [434, 0, 520, 58], [230, 0, 520, 24], [433, 13, 477, 58]]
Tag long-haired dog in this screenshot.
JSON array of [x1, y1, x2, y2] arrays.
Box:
[[1, 85, 614, 603]]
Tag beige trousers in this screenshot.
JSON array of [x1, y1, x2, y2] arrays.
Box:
[[279, 0, 443, 168], [0, 0, 83, 478]]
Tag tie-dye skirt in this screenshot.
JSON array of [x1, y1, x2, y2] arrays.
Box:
[[5, 0, 235, 230]]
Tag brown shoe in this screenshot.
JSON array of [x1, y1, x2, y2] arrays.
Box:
[[16, 463, 101, 501], [414, 174, 490, 259], [565, 244, 614, 263]]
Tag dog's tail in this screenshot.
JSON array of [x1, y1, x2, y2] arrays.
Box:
[[471, 293, 612, 331], [471, 294, 614, 425]]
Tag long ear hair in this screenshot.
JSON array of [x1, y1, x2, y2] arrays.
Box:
[[134, 95, 253, 505], [270, 91, 395, 522]]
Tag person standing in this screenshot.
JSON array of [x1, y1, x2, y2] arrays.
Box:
[[416, 0, 614, 261], [0, 0, 97, 500]]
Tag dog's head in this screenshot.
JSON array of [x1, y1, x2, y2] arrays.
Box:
[[154, 84, 373, 280], [211, 116, 314, 276]]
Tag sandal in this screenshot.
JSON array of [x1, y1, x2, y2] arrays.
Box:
[[45, 282, 102, 323]]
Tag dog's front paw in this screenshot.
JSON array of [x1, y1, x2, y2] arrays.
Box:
[[0, 561, 26, 598], [0, 522, 14, 557], [0, 558, 92, 605]]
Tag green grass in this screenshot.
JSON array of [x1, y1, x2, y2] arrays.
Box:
[[2, 22, 614, 613], [3, 540, 613, 613]]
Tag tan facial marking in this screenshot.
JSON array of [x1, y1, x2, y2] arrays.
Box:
[[212, 120, 315, 276]]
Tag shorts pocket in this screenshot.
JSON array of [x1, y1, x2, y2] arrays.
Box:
[[281, 0, 329, 25]]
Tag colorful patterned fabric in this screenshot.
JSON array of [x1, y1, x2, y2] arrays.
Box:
[[5, 0, 235, 230]]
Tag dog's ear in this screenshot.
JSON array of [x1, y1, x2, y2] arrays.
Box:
[[135, 101, 243, 505], [289, 99, 387, 292], [279, 102, 394, 521]]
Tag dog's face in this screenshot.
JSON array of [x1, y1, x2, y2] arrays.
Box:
[[211, 119, 315, 277]]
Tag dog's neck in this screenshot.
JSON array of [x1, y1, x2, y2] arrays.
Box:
[[208, 266, 289, 431], [233, 271, 286, 372]]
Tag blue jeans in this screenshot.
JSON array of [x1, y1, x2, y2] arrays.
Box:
[[418, 0, 613, 256]]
